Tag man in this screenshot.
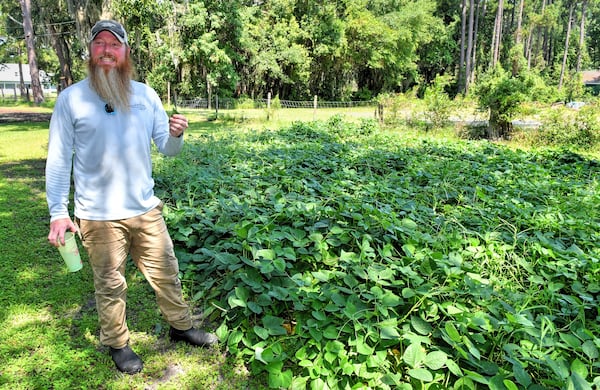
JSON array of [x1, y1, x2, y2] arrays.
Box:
[[45, 20, 217, 375]]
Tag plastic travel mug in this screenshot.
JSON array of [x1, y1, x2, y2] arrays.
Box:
[[58, 231, 83, 272]]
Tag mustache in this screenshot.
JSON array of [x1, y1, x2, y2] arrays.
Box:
[[94, 54, 117, 64]]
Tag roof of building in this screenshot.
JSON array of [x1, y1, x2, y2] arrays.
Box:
[[581, 70, 600, 85]]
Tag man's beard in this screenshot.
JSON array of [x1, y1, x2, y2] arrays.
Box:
[[88, 58, 133, 113]]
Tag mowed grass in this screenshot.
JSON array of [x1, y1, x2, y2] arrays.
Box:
[[0, 112, 254, 389]]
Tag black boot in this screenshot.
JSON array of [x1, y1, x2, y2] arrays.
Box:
[[169, 326, 218, 347], [109, 345, 143, 374]]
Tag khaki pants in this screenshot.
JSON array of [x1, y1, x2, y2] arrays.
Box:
[[78, 205, 192, 348]]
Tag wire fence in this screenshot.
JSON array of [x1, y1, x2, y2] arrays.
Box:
[[177, 97, 377, 110]]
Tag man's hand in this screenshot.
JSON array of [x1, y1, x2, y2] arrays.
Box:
[[169, 113, 188, 138], [48, 218, 78, 247]]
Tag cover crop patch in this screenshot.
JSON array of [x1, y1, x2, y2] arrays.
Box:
[[154, 117, 600, 389]]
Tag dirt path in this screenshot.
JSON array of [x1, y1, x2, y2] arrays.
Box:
[[0, 107, 52, 123]]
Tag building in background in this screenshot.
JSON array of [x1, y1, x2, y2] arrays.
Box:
[[581, 70, 600, 95], [0, 63, 56, 99]]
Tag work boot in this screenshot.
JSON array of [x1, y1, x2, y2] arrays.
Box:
[[169, 326, 218, 347], [109, 345, 143, 374]]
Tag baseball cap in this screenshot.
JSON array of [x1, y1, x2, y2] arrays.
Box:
[[90, 20, 128, 45]]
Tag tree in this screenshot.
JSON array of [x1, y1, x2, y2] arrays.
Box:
[[177, 1, 240, 101], [240, 0, 310, 99], [559, 0, 575, 90], [576, 0, 588, 72], [474, 65, 530, 139], [490, 0, 504, 68], [19, 0, 43, 104]]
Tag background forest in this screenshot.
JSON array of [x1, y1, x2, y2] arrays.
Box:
[[3, 0, 600, 106]]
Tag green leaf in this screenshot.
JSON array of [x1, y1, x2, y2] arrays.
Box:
[[489, 375, 507, 390], [401, 218, 418, 229], [262, 315, 288, 336], [403, 343, 425, 368], [463, 335, 481, 360], [290, 376, 309, 390], [512, 363, 532, 387], [215, 323, 228, 341], [380, 326, 401, 340], [309, 378, 329, 390], [402, 288, 415, 298], [402, 244, 416, 258], [380, 291, 402, 307], [407, 368, 433, 382], [273, 257, 287, 273], [323, 325, 339, 339], [354, 335, 374, 356], [247, 301, 263, 314], [227, 330, 243, 346], [446, 359, 463, 377], [254, 248, 275, 260], [254, 326, 269, 340], [545, 356, 569, 380], [312, 310, 327, 321], [582, 340, 599, 359], [254, 346, 268, 364], [444, 321, 461, 342], [568, 372, 593, 390], [503, 380, 519, 390], [560, 333, 581, 348], [311, 270, 331, 282], [266, 360, 283, 374], [570, 358, 588, 379], [269, 369, 293, 389], [424, 350, 448, 370], [466, 272, 490, 285], [411, 315, 433, 335], [227, 294, 247, 309], [235, 286, 250, 300], [463, 369, 489, 384]]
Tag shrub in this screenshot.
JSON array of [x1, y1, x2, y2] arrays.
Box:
[[423, 74, 455, 130], [533, 104, 600, 150]]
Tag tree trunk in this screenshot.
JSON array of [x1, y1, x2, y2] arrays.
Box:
[[491, 0, 504, 67], [47, 23, 74, 92], [18, 57, 27, 99], [558, 2, 574, 90], [487, 106, 512, 140], [576, 0, 587, 72], [19, 0, 44, 104], [470, 0, 486, 85], [464, 0, 475, 94], [458, 0, 467, 93], [515, 0, 525, 45]]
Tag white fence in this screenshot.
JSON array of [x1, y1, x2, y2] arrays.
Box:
[[177, 96, 376, 110]]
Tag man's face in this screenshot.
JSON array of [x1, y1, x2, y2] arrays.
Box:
[[90, 30, 129, 71]]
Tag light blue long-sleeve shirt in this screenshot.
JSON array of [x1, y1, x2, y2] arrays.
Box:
[[45, 78, 183, 222]]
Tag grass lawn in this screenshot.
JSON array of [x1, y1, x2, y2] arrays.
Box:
[[0, 112, 253, 389]]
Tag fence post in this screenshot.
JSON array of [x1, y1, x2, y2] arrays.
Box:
[[215, 95, 219, 118], [313, 95, 317, 120]]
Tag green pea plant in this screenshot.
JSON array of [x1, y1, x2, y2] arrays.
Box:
[[154, 117, 600, 389]]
